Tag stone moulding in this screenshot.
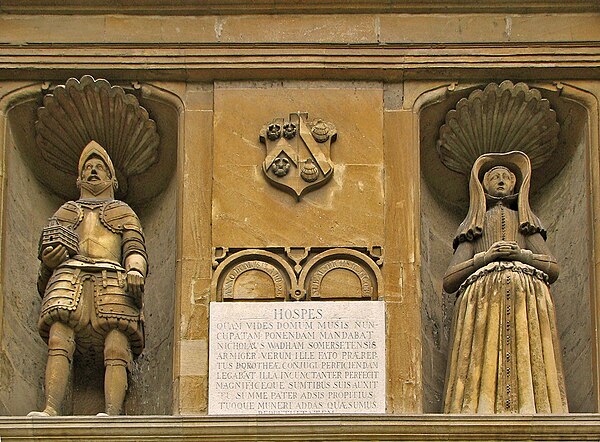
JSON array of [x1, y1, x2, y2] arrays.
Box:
[[1, 46, 599, 82], [437, 80, 559, 175], [4, 415, 600, 441], [35, 75, 160, 195], [1, 0, 598, 14], [212, 247, 383, 301]]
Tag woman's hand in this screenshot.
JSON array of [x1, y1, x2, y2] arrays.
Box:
[[484, 241, 520, 263]]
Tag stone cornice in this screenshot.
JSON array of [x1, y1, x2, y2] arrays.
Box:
[[0, 43, 599, 81], [0, 414, 599, 440], [1, 0, 599, 15]]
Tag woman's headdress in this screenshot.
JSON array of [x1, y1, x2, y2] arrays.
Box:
[[453, 151, 545, 249]]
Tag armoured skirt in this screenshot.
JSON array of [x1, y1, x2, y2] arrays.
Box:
[[443, 261, 568, 413], [38, 261, 144, 357]]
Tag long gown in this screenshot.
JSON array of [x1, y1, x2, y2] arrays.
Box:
[[443, 202, 568, 413]]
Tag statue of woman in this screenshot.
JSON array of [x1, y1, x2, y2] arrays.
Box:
[[443, 151, 568, 414]]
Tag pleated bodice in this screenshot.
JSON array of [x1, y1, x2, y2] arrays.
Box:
[[473, 202, 525, 254]]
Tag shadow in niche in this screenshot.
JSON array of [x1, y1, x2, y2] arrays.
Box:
[[0, 83, 178, 415], [419, 83, 596, 413]]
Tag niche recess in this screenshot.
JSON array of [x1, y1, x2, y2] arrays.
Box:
[[419, 82, 595, 413], [1, 79, 178, 415]]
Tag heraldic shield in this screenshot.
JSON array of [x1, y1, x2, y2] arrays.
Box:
[[259, 112, 337, 200]]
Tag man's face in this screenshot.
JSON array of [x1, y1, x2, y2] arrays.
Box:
[[483, 166, 516, 198], [82, 157, 111, 183]]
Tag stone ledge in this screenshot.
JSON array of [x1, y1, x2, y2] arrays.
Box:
[[0, 414, 598, 441], [1, 45, 600, 82], [1, 0, 599, 14]]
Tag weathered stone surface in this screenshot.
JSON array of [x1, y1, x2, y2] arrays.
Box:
[[532, 121, 595, 412], [213, 83, 384, 248], [380, 14, 600, 44], [0, 0, 599, 426], [382, 108, 422, 413], [179, 375, 208, 415], [1, 125, 61, 415], [419, 179, 458, 413], [175, 89, 214, 414], [0, 414, 599, 440], [126, 178, 177, 415]]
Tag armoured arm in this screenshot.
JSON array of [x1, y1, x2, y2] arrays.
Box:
[[36, 203, 81, 296], [122, 225, 148, 274], [37, 244, 74, 295], [125, 252, 147, 276], [37, 263, 52, 296], [122, 225, 148, 306], [102, 200, 149, 305]]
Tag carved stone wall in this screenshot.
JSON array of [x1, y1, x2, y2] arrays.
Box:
[[419, 177, 459, 413], [532, 100, 594, 412], [0, 83, 178, 415], [0, 116, 59, 414], [212, 82, 385, 249], [419, 83, 597, 413], [123, 177, 177, 415], [0, 2, 599, 432]]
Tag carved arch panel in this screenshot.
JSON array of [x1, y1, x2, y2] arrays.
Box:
[[212, 247, 383, 302], [298, 248, 382, 301], [211, 250, 297, 301]]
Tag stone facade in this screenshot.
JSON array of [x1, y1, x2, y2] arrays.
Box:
[[0, 0, 599, 439]]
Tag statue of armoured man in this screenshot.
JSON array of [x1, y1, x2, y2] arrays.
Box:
[[29, 140, 148, 416]]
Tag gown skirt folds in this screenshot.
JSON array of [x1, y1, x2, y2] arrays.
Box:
[[444, 260, 568, 413]]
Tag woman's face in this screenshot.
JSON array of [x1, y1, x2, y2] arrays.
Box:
[[483, 166, 516, 198]]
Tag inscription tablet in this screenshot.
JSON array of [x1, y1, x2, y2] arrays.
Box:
[[208, 301, 386, 415]]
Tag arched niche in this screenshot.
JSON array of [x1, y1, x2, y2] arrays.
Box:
[[0, 80, 180, 415], [419, 82, 595, 413]]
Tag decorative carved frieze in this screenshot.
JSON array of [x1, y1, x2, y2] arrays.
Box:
[[212, 247, 383, 301], [259, 112, 337, 200]]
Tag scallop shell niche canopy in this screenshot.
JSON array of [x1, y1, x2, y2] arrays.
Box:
[[437, 81, 559, 175], [35, 75, 160, 195]]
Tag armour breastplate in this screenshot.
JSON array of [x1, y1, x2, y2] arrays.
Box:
[[76, 206, 121, 262]]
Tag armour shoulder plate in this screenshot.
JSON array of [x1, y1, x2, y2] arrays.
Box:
[[52, 201, 84, 229], [101, 200, 143, 235]]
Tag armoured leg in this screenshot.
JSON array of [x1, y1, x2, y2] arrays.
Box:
[[29, 322, 75, 416], [103, 329, 131, 415]]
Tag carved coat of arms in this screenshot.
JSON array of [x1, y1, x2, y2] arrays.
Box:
[[259, 112, 337, 200]]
